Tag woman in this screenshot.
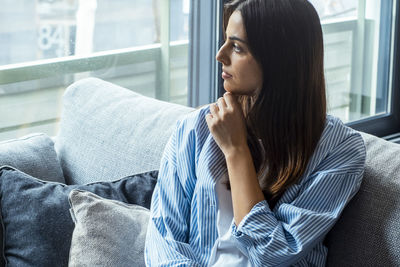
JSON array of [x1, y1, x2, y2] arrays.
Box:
[[145, 0, 366, 266]]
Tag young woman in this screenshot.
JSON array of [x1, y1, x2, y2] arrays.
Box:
[[145, 0, 366, 266]]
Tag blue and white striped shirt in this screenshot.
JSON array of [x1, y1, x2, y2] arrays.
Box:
[[145, 105, 366, 266]]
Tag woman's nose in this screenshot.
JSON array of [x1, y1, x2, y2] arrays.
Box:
[[216, 44, 229, 65]]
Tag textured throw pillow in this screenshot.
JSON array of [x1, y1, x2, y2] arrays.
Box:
[[0, 166, 157, 267], [0, 133, 64, 183], [68, 190, 149, 267]]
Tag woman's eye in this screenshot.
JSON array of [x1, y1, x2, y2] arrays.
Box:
[[232, 43, 242, 52]]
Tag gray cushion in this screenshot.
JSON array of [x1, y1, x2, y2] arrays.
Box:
[[68, 190, 149, 267], [55, 77, 194, 185], [0, 166, 157, 267], [0, 133, 65, 267], [0, 133, 64, 183], [325, 132, 400, 266]]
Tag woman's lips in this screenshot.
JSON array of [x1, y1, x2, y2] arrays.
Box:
[[222, 71, 233, 79]]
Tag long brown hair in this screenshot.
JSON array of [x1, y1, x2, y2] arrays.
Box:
[[223, 0, 327, 207]]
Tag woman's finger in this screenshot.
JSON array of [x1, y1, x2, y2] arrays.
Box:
[[217, 97, 227, 111], [223, 92, 236, 107], [209, 102, 219, 117], [205, 113, 213, 123]]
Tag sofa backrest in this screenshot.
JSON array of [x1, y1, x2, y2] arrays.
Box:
[[325, 132, 400, 266], [55, 78, 194, 185]]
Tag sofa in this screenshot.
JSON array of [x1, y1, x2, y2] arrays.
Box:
[[0, 77, 399, 266]]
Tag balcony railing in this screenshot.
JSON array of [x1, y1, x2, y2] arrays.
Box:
[[0, 41, 188, 140]]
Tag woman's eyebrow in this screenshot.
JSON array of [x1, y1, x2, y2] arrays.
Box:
[[228, 36, 248, 44]]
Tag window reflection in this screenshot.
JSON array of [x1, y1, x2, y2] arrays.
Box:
[[0, 0, 189, 65]]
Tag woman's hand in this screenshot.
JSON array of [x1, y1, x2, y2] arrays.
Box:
[[206, 93, 265, 225], [205, 92, 248, 157]]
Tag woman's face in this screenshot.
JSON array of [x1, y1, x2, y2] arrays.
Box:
[[216, 11, 263, 96]]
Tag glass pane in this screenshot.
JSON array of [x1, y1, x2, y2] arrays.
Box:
[[310, 0, 358, 20], [0, 0, 190, 141], [310, 0, 394, 123], [170, 0, 190, 42]]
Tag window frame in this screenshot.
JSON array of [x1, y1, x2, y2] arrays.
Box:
[[187, 0, 221, 107]]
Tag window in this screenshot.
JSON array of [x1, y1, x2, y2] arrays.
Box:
[[1, 0, 398, 141], [310, 0, 396, 124], [311, 0, 399, 138], [0, 0, 192, 141]]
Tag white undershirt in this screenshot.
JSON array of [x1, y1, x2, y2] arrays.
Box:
[[208, 173, 253, 267]]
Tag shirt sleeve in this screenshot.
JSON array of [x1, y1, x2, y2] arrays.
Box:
[[145, 121, 200, 267], [230, 132, 366, 266]]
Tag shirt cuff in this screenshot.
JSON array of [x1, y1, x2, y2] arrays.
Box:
[[232, 200, 272, 234], [229, 200, 271, 256]]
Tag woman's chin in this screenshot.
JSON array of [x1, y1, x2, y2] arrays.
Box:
[[223, 83, 237, 94], [223, 86, 254, 97], [223, 80, 258, 96]]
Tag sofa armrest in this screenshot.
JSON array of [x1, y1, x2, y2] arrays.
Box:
[[325, 132, 400, 266]]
